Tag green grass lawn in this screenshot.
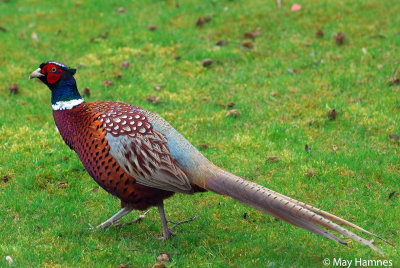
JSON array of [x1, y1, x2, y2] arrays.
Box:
[[1, 0, 399, 266]]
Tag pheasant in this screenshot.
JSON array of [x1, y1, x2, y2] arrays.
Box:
[[29, 61, 390, 254]]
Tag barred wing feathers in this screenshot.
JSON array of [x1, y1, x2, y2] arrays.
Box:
[[96, 102, 192, 193]]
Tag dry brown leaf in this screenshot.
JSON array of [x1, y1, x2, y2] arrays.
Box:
[[306, 169, 316, 177], [121, 61, 130, 69], [305, 144, 312, 152], [201, 58, 213, 67], [267, 156, 280, 162], [9, 83, 19, 94], [216, 40, 227, 46], [244, 31, 262, 39], [315, 29, 324, 37], [148, 25, 157, 31], [83, 87, 91, 98], [152, 264, 166, 268], [154, 85, 163, 91], [116, 7, 125, 13], [199, 143, 208, 150], [241, 40, 254, 49], [196, 17, 204, 27], [226, 109, 239, 117], [57, 182, 68, 189], [146, 95, 161, 104], [328, 108, 337, 120], [157, 253, 170, 262], [335, 32, 346, 45], [102, 80, 113, 87]]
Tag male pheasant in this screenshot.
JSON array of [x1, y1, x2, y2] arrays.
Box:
[[30, 61, 390, 254]]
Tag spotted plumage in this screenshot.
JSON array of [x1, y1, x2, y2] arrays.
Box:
[[30, 61, 391, 253], [53, 101, 184, 210]]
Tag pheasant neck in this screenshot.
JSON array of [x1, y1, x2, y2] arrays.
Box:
[[51, 77, 84, 110]]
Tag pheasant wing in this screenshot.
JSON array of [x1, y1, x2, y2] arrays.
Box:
[[97, 103, 192, 193]]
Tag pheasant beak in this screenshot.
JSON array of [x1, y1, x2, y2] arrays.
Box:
[[29, 68, 44, 79]]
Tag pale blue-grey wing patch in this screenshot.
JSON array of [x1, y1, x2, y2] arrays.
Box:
[[105, 129, 192, 193]]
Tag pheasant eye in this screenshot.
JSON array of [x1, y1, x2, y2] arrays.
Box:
[[50, 67, 57, 73]]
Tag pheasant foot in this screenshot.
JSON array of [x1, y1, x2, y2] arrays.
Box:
[[121, 210, 150, 227], [168, 215, 199, 230], [155, 202, 199, 240]]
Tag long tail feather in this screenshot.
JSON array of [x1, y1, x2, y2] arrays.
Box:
[[204, 168, 389, 255], [267, 187, 394, 246]]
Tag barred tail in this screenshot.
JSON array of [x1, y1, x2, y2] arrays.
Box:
[[203, 167, 391, 255]]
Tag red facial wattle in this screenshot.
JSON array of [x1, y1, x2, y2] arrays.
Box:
[[42, 64, 63, 84]]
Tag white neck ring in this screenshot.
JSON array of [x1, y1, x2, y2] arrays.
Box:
[[52, 98, 84, 110]]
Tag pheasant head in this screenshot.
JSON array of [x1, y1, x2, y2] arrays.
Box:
[[29, 61, 83, 110]]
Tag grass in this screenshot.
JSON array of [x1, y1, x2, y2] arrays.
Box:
[[0, 0, 399, 266]]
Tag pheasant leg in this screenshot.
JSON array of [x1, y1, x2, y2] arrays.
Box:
[[96, 205, 134, 229], [155, 202, 175, 240]]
